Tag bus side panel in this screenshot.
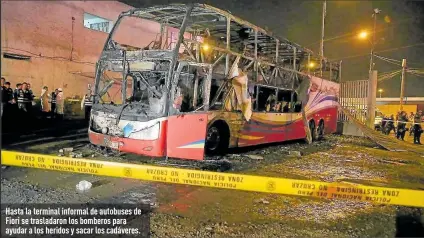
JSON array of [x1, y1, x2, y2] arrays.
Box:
[[286, 113, 307, 141], [166, 113, 208, 160], [305, 76, 340, 134], [237, 112, 289, 147]]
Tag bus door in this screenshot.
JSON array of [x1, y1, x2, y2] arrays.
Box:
[[166, 62, 212, 160], [286, 90, 305, 140]]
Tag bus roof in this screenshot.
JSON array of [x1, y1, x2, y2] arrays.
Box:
[[123, 3, 338, 69]]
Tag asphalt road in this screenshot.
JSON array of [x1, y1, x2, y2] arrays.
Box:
[[1, 119, 423, 237]]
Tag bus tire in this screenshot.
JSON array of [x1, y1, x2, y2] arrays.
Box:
[[309, 120, 317, 142], [317, 120, 325, 140], [205, 121, 229, 155]]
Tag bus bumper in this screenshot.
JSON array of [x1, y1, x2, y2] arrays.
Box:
[[88, 128, 166, 157]]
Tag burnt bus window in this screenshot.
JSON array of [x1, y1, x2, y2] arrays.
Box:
[[250, 85, 258, 111], [277, 89, 292, 113], [292, 92, 302, 113], [257, 86, 277, 112], [175, 65, 197, 112], [209, 79, 219, 105]]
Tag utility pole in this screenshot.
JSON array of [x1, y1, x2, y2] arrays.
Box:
[[319, 0, 326, 77], [369, 8, 381, 72], [399, 59, 406, 111], [366, 8, 381, 128]]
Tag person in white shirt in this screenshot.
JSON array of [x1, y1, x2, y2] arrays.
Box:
[[56, 88, 64, 120]]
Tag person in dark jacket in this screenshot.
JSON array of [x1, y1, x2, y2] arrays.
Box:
[[1, 77, 6, 117], [2, 81, 15, 125], [50, 89, 58, 119], [413, 110, 423, 144], [4, 82, 13, 102], [27, 83, 35, 116], [396, 111, 408, 140], [384, 114, 395, 135]]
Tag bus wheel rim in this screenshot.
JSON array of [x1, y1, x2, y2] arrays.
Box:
[[206, 127, 220, 151]]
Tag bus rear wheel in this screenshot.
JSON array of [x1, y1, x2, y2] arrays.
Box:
[[317, 120, 325, 140], [205, 122, 229, 155], [309, 120, 317, 142]]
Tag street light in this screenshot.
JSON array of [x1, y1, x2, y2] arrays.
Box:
[[201, 43, 210, 51], [308, 62, 316, 68], [378, 88, 383, 98], [358, 31, 368, 39]]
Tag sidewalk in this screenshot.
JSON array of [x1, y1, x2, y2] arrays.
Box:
[[1, 118, 88, 146]]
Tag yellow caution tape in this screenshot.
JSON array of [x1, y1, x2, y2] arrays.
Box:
[[1, 150, 423, 208]]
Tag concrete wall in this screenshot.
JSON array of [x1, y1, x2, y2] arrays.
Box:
[[336, 121, 365, 137], [0, 1, 163, 99]]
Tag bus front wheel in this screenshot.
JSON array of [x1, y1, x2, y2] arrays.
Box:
[[205, 122, 229, 155]]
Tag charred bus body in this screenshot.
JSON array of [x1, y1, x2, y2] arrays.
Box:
[[89, 4, 341, 160]]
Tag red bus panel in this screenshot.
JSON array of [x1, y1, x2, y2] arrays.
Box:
[[166, 113, 208, 160]]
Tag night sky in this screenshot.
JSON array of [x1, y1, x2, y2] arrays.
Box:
[[120, 0, 424, 97]]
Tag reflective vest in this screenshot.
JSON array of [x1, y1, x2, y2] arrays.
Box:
[[84, 95, 93, 107], [414, 114, 422, 124], [17, 89, 31, 104], [50, 93, 57, 104]]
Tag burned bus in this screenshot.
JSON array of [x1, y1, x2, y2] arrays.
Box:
[[89, 4, 341, 160]]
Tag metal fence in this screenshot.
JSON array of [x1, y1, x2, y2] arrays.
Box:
[[338, 80, 369, 123]]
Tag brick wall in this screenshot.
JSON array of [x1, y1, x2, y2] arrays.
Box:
[[0, 1, 163, 99]]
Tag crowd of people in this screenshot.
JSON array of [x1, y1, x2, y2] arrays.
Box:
[[1, 77, 65, 129], [381, 110, 423, 144]]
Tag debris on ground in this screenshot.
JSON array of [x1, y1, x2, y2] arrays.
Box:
[[69, 152, 83, 158], [59, 147, 75, 157], [245, 154, 264, 160], [280, 200, 373, 224], [288, 151, 302, 157], [254, 198, 270, 204], [3, 133, 424, 237], [76, 180, 92, 192]]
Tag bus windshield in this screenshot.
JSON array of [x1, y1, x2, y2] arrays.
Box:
[[93, 14, 175, 118]]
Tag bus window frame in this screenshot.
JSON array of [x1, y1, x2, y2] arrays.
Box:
[[254, 84, 297, 113], [170, 60, 213, 114]]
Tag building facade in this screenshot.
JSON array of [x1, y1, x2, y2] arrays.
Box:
[[1, 1, 170, 99], [376, 97, 424, 115]]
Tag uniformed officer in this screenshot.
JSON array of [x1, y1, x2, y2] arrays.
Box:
[[50, 89, 58, 119], [17, 83, 31, 112], [81, 86, 93, 122], [27, 83, 34, 98], [14, 83, 22, 101], [27, 83, 35, 115], [396, 111, 408, 141], [413, 110, 423, 144]]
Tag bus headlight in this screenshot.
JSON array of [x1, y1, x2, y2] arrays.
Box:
[[127, 123, 160, 140], [101, 127, 109, 134]]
